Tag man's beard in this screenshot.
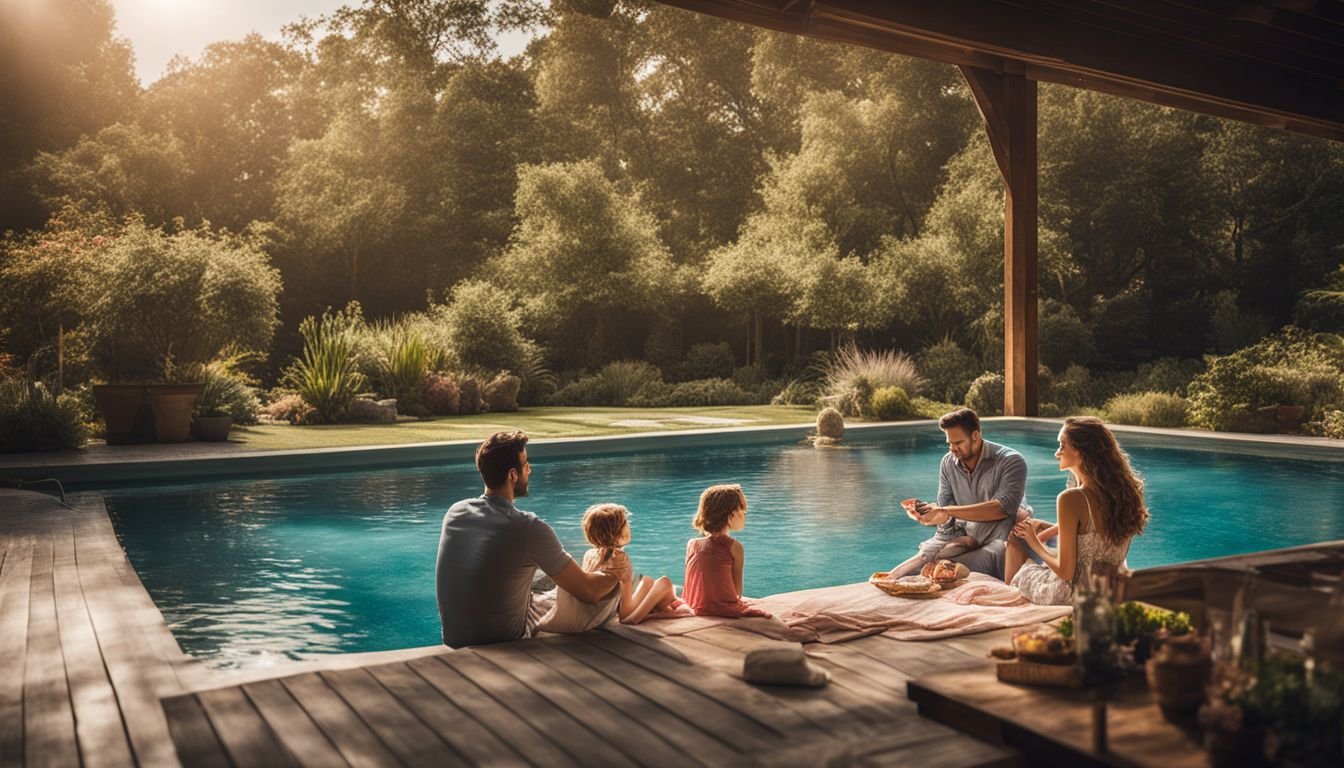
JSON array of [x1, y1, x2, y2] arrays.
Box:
[[513, 475, 529, 497]]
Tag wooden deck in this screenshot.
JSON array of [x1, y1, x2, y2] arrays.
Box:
[[1, 488, 1022, 767]]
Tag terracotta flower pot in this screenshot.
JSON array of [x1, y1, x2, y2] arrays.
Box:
[[92, 384, 155, 445], [148, 384, 203, 443], [191, 415, 233, 442]]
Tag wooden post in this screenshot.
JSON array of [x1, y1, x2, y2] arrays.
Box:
[[961, 65, 1038, 416]]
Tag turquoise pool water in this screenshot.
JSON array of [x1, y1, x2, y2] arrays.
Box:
[[105, 426, 1344, 668]]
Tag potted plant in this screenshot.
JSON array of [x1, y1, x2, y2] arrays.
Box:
[[190, 357, 262, 442], [92, 383, 155, 444]]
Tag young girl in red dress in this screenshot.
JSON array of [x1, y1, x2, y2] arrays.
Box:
[[682, 484, 771, 618]]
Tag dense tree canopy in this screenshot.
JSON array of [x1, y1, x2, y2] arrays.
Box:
[[2, 0, 1342, 393]]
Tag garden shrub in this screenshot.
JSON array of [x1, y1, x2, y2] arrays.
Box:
[[195, 358, 261, 424], [483, 373, 521, 412], [916, 339, 977, 404], [86, 221, 281, 381], [771, 378, 821, 406], [421, 373, 460, 416], [823, 345, 924, 406], [870, 386, 913, 421], [910, 396, 959, 419], [816, 407, 844, 438], [0, 379, 87, 452], [1103, 391, 1188, 428], [676, 342, 735, 382], [1187, 327, 1344, 431], [1320, 410, 1344, 439], [1131, 357, 1205, 397], [366, 319, 431, 416], [346, 397, 396, 423], [282, 306, 366, 424], [828, 374, 875, 418], [627, 378, 753, 407], [965, 372, 1004, 416], [433, 280, 535, 374], [457, 375, 484, 414], [1039, 301, 1096, 370], [549, 361, 662, 407], [264, 394, 314, 425]]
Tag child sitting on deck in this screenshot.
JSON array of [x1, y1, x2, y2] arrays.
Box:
[[682, 484, 771, 618], [538, 503, 676, 632]]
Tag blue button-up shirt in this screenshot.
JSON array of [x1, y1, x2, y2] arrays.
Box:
[[936, 439, 1027, 546]]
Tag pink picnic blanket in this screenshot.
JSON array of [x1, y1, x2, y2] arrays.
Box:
[[757, 574, 1072, 643], [617, 574, 1070, 644]]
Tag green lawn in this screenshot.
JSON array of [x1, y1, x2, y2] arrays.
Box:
[[227, 405, 820, 451]]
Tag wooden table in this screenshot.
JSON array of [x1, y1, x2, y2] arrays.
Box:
[[908, 666, 1210, 768]]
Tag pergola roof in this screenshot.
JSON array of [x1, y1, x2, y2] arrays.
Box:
[[659, 0, 1344, 143]]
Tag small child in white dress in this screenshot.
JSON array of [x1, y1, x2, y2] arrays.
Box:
[[537, 504, 675, 632]]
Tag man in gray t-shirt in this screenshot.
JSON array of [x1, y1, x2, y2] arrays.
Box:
[[436, 431, 618, 648], [887, 408, 1029, 580]]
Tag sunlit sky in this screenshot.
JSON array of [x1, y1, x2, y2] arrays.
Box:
[[112, 1, 532, 86], [111, 1, 342, 84]]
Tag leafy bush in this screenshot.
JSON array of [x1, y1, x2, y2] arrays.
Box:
[[1187, 327, 1344, 431], [910, 396, 959, 419], [1039, 302, 1095, 370], [264, 393, 314, 425], [1131, 357, 1205, 397], [771, 378, 822, 406], [1112, 601, 1191, 664], [965, 371, 1004, 416], [86, 221, 281, 381], [916, 339, 977, 404], [367, 320, 431, 416], [549, 361, 663, 407], [421, 373, 460, 416], [1043, 364, 1104, 411], [432, 280, 536, 374], [1104, 391, 1188, 428], [823, 345, 925, 404], [195, 358, 261, 424], [871, 386, 913, 421], [515, 345, 557, 407], [675, 342, 735, 382], [483, 373, 521, 412], [1320, 410, 1344, 439], [282, 306, 367, 424], [827, 374, 875, 418], [457, 375, 484, 414], [627, 378, 754, 407], [0, 379, 87, 452]]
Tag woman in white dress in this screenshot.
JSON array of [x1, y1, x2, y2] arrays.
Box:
[[1005, 416, 1148, 605]]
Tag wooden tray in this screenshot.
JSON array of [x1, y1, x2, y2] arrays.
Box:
[[996, 660, 1083, 688]]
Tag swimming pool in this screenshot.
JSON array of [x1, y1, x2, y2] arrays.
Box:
[[105, 423, 1344, 669]]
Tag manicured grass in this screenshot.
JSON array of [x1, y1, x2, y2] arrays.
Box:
[[228, 405, 820, 451]]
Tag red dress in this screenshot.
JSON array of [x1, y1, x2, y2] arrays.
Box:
[[682, 535, 770, 618]]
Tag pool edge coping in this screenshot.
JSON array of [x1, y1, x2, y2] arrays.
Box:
[[7, 415, 1344, 487]]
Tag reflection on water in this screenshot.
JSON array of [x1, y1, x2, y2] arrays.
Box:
[[106, 426, 1344, 668]]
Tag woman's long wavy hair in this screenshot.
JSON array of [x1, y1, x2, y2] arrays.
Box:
[[1063, 416, 1148, 546]]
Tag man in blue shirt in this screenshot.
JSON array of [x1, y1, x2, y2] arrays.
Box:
[[888, 408, 1029, 580]]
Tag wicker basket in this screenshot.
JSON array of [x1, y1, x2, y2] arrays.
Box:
[[868, 572, 942, 599], [996, 660, 1084, 688]]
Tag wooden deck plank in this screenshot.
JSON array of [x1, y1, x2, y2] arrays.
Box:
[[477, 644, 688, 767], [860, 731, 1021, 768], [519, 639, 734, 767], [320, 667, 464, 766], [634, 628, 874, 732], [73, 522, 183, 767], [365, 661, 526, 768], [0, 537, 35, 762], [198, 685, 300, 767], [666, 626, 887, 728], [160, 694, 230, 768], [583, 631, 822, 740], [846, 634, 990, 679], [555, 635, 773, 753], [23, 535, 80, 768], [50, 523, 136, 768], [241, 678, 348, 768], [281, 671, 402, 768], [932, 628, 1018, 661], [442, 649, 630, 767], [407, 655, 575, 768]]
